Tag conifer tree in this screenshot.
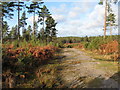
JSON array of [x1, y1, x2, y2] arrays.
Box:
[[26, 1, 43, 38], [15, 1, 24, 40], [2, 21, 9, 39], [99, 0, 118, 38], [9, 25, 18, 39], [20, 11, 28, 38], [45, 16, 57, 43], [38, 5, 51, 42], [26, 25, 32, 40]]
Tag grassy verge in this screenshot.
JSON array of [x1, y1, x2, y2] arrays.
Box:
[[78, 48, 118, 73]]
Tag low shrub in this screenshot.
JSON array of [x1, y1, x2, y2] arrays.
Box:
[[2, 44, 58, 88]]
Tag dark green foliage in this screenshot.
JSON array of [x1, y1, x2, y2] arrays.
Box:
[[57, 35, 119, 50], [9, 25, 18, 39], [82, 35, 116, 50], [83, 42, 89, 49], [45, 16, 57, 43], [2, 2, 57, 43], [14, 2, 25, 40], [34, 21, 38, 36], [20, 11, 28, 39], [2, 21, 9, 39], [57, 37, 84, 44], [38, 5, 51, 26], [38, 5, 51, 43], [1, 2, 15, 19], [20, 11, 27, 29], [37, 28, 45, 42], [86, 38, 103, 50]]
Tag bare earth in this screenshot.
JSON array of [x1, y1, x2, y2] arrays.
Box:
[[57, 48, 119, 88]]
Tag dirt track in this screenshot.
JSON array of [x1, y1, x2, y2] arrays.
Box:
[[57, 48, 119, 88]]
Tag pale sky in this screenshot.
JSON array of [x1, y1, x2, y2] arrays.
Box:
[[5, 0, 119, 37]]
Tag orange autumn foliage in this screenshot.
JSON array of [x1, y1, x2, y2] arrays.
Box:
[[3, 44, 58, 63], [100, 40, 118, 54]]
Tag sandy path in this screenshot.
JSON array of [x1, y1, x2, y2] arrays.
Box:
[[57, 48, 119, 88]]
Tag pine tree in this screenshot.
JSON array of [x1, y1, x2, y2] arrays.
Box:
[[14, 1, 24, 40], [106, 2, 117, 36], [38, 5, 51, 30], [2, 21, 9, 39], [37, 28, 45, 42], [26, 25, 32, 40], [34, 21, 38, 37], [45, 16, 57, 43], [27, 25, 32, 35], [1, 2, 15, 19], [106, 13, 116, 35], [9, 25, 18, 39], [26, 1, 43, 38], [38, 5, 51, 42], [0, 2, 15, 40], [20, 11, 28, 38], [99, 0, 118, 38]]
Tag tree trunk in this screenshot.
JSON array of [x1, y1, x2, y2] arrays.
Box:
[[18, 1, 20, 40], [43, 17, 44, 30], [104, 0, 107, 38], [46, 36, 48, 45], [43, 17, 45, 43], [110, 23, 112, 36], [33, 10, 35, 37], [1, 12, 3, 40], [0, 4, 3, 68]]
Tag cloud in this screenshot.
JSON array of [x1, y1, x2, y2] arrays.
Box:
[[53, 2, 118, 37], [51, 3, 68, 14], [27, 15, 39, 24], [68, 6, 82, 18], [68, 11, 79, 18], [52, 14, 66, 23], [84, 5, 105, 29], [50, 4, 68, 23]]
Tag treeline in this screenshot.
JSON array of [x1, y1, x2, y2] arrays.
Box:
[[57, 35, 119, 49], [57, 35, 118, 43], [1, 1, 57, 44]]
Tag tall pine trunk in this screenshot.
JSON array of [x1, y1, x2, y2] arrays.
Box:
[[18, 1, 20, 40], [1, 13, 3, 40], [43, 16, 45, 38], [110, 23, 112, 36], [43, 17, 44, 30], [104, 0, 107, 38], [33, 10, 35, 38], [43, 17, 47, 44], [1, 4, 3, 44], [0, 5, 2, 87]]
